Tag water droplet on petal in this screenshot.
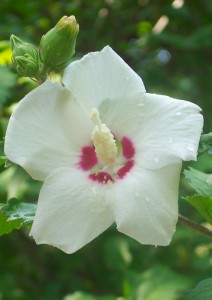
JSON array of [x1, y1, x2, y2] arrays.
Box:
[[168, 137, 173, 144], [154, 155, 159, 162], [137, 103, 144, 108], [135, 189, 140, 198], [126, 76, 130, 81], [206, 175, 212, 185], [91, 187, 96, 195], [187, 144, 194, 152], [145, 196, 150, 202], [176, 112, 181, 116]]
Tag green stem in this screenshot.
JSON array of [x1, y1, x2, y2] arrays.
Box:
[[36, 63, 49, 84], [178, 214, 212, 238]]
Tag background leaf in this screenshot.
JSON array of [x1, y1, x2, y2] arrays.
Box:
[[184, 168, 212, 197], [0, 66, 17, 107], [127, 265, 191, 300], [186, 278, 212, 300], [199, 133, 212, 155], [184, 195, 212, 224]]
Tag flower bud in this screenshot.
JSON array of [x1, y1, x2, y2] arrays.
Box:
[[10, 35, 39, 77], [39, 16, 79, 70]]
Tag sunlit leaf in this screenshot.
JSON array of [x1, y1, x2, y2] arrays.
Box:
[[0, 156, 7, 166], [0, 211, 22, 236]]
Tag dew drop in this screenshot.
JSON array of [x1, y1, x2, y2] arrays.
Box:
[[187, 144, 194, 152], [168, 137, 173, 144], [206, 175, 212, 185], [135, 189, 140, 198], [176, 112, 181, 116], [154, 155, 159, 162], [126, 76, 130, 81], [91, 187, 98, 199], [145, 196, 150, 202]]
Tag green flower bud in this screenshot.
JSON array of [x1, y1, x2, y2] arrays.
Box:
[[39, 16, 79, 70], [10, 35, 39, 77]]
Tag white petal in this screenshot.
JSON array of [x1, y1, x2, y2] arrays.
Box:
[[106, 163, 182, 246], [134, 93, 203, 169], [98, 92, 145, 138], [63, 46, 145, 111], [30, 167, 114, 254], [5, 80, 93, 181]]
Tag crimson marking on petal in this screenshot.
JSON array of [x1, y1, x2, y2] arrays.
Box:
[[78, 146, 98, 171], [121, 136, 135, 159], [117, 160, 135, 179], [89, 172, 114, 184]]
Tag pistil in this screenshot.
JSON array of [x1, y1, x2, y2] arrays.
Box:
[[91, 108, 118, 165]]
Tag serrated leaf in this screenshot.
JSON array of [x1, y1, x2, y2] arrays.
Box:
[[184, 195, 212, 224], [184, 167, 212, 197], [0, 211, 22, 236], [199, 133, 212, 155], [2, 198, 36, 224], [0, 198, 36, 236], [186, 278, 212, 300]]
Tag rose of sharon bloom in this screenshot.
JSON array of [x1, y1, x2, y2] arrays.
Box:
[[4, 46, 203, 254]]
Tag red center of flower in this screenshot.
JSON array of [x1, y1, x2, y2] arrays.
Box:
[[78, 136, 135, 184], [78, 146, 98, 171]]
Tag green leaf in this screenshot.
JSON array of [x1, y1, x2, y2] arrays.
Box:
[[127, 265, 191, 300], [0, 155, 7, 166], [184, 168, 212, 197], [0, 198, 36, 236], [0, 141, 4, 156], [184, 195, 212, 224], [0, 211, 22, 236], [63, 292, 116, 300], [186, 278, 212, 300], [199, 133, 212, 155]]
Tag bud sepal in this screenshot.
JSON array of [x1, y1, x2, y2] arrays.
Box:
[[10, 35, 40, 78]]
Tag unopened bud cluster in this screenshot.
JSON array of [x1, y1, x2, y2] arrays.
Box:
[[11, 16, 79, 82], [11, 35, 39, 77]]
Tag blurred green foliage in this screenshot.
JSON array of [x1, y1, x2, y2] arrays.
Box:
[[0, 0, 212, 299]]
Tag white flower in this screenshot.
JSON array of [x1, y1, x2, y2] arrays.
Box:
[[4, 46, 203, 253]]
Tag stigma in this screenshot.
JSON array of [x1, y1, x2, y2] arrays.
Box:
[[91, 108, 118, 165]]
